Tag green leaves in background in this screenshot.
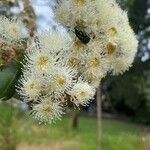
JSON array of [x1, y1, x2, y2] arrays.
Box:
[[0, 62, 20, 101]]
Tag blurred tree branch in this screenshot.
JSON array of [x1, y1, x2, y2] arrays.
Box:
[[20, 0, 37, 38]]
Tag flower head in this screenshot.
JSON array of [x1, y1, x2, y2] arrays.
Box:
[[48, 66, 77, 98], [69, 80, 95, 106], [37, 30, 72, 54], [17, 73, 42, 102], [0, 16, 26, 42], [84, 52, 110, 78], [111, 56, 134, 75], [25, 47, 57, 74], [32, 99, 64, 124]]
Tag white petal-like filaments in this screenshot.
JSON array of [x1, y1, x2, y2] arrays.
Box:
[[17, 73, 42, 102], [84, 52, 110, 78], [24, 47, 57, 74], [69, 80, 96, 106], [38, 30, 72, 54], [47, 66, 77, 98], [32, 99, 64, 124], [0, 16, 26, 42]]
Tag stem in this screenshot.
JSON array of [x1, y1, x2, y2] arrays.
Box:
[[96, 85, 102, 150]]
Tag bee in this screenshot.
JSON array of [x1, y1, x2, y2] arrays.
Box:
[[74, 26, 95, 44]]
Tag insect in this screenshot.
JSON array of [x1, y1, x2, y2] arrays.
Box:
[[74, 26, 95, 44]]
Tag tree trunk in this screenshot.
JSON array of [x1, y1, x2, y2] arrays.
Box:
[[72, 109, 79, 129], [96, 86, 102, 150]]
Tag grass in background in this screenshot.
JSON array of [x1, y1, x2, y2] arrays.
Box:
[[0, 103, 143, 150]]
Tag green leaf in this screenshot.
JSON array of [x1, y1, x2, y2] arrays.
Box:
[[0, 62, 18, 101]]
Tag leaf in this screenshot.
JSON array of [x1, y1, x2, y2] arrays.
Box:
[[0, 62, 18, 101]]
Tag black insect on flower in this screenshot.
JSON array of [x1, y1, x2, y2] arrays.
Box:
[[74, 26, 91, 44]]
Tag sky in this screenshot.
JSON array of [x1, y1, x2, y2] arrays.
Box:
[[30, 0, 56, 30], [9, 0, 60, 31]]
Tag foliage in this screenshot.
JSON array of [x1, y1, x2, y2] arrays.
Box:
[[0, 62, 19, 100]]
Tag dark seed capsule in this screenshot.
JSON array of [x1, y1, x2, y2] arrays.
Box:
[[74, 27, 91, 44]]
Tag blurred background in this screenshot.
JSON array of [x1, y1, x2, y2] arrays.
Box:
[[0, 0, 150, 150]]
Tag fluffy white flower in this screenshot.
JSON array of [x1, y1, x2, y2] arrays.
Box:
[[0, 16, 26, 42], [17, 73, 42, 102], [24, 47, 57, 74], [47, 66, 77, 98], [107, 27, 138, 75], [37, 30, 72, 54], [69, 80, 95, 106], [111, 55, 134, 75], [116, 27, 138, 58], [32, 99, 64, 124], [84, 52, 110, 78]]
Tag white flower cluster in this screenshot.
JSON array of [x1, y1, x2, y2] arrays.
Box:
[[55, 0, 138, 77], [0, 16, 26, 43], [17, 31, 96, 124], [2, 0, 138, 124]]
